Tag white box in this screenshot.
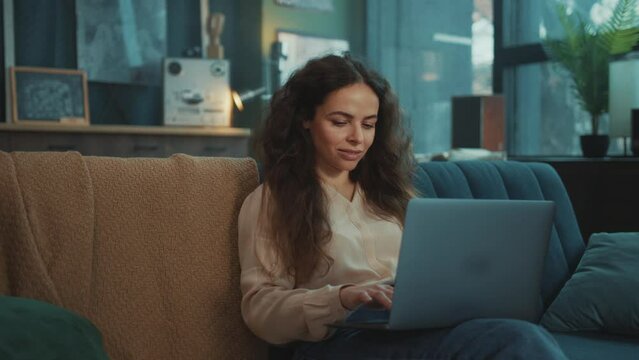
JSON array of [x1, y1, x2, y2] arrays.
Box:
[[163, 58, 232, 126]]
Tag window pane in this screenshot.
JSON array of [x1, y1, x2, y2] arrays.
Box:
[[367, 0, 493, 156], [502, 0, 543, 46], [506, 62, 624, 156], [502, 0, 599, 47], [504, 0, 628, 156]]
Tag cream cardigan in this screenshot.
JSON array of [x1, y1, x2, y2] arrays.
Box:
[[238, 183, 402, 344]]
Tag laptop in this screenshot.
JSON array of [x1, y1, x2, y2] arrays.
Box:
[[330, 198, 555, 331]]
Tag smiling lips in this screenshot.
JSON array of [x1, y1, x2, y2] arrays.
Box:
[[338, 149, 363, 161]]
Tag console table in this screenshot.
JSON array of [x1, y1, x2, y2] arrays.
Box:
[[0, 123, 251, 158], [512, 156, 639, 241]]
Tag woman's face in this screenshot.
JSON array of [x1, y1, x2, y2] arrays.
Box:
[[304, 82, 379, 179]]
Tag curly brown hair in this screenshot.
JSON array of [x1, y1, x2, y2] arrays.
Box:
[[255, 54, 415, 284]]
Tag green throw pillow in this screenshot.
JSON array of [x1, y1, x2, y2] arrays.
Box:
[[541, 232, 639, 336], [0, 296, 109, 360]]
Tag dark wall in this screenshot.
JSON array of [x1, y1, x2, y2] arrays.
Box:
[[1, 1, 7, 121], [228, 0, 263, 128], [1, 0, 261, 127], [1, 0, 364, 129]]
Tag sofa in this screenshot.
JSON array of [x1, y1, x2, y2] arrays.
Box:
[[0, 151, 267, 359], [1, 151, 637, 359], [413, 161, 639, 359]]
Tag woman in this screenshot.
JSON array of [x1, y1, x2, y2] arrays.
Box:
[[238, 54, 566, 359]]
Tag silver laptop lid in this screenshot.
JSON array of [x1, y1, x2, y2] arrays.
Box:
[[389, 198, 554, 330]]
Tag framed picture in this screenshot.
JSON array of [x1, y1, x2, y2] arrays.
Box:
[[76, 0, 167, 86], [10, 66, 90, 125], [274, 0, 334, 11], [276, 31, 349, 86]]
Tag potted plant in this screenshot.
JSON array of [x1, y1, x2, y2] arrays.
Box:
[[543, 0, 639, 157]]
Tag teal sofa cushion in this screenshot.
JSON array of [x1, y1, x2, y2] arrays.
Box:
[[0, 296, 108, 360], [541, 232, 639, 336], [553, 332, 639, 360], [413, 162, 637, 359], [416, 161, 585, 308]]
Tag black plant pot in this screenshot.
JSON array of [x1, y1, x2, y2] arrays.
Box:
[[580, 135, 609, 158]]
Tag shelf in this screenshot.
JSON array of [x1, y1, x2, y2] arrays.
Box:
[[0, 123, 251, 137], [509, 155, 639, 162]]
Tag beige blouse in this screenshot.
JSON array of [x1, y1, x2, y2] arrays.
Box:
[[238, 183, 402, 344]]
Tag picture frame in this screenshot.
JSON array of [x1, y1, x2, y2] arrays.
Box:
[[76, 0, 167, 86], [276, 30, 349, 86], [10, 66, 90, 125], [274, 0, 334, 12]]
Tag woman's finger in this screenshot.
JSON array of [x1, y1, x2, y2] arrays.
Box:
[[358, 291, 373, 304], [368, 289, 392, 309], [372, 284, 394, 300]]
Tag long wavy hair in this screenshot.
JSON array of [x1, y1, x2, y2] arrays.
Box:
[[256, 54, 415, 284]]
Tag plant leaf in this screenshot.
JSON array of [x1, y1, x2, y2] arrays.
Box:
[[542, 0, 639, 129]]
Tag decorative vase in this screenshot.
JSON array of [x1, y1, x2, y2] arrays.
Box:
[[580, 135, 609, 158]]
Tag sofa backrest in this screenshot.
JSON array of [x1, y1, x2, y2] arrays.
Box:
[[0, 151, 266, 360], [415, 160, 585, 308]]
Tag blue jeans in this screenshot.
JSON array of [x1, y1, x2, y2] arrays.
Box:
[[293, 319, 567, 360]]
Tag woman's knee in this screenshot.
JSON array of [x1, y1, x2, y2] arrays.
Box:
[[441, 319, 566, 359], [465, 318, 553, 342]]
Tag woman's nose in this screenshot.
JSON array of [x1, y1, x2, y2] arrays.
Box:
[[347, 125, 363, 144]]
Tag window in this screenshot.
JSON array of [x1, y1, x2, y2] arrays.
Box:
[[498, 0, 625, 156], [369, 0, 627, 156], [367, 0, 493, 156]]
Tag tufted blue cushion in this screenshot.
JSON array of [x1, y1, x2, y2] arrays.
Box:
[[417, 161, 585, 308]]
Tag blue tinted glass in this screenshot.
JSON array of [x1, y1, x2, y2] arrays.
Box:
[[368, 0, 493, 155]]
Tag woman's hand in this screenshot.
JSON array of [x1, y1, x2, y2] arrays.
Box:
[[339, 283, 394, 310]]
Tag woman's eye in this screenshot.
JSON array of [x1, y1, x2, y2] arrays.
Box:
[[363, 123, 376, 129], [331, 120, 347, 126]]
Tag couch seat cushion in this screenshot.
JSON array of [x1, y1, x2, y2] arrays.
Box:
[[552, 331, 639, 360]]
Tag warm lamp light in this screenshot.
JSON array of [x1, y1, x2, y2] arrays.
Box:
[[609, 59, 639, 154], [232, 87, 266, 111]]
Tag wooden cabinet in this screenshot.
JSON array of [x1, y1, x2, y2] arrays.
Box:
[[9, 132, 92, 153], [0, 124, 250, 158], [512, 157, 639, 241], [164, 135, 247, 157], [0, 132, 10, 150]]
